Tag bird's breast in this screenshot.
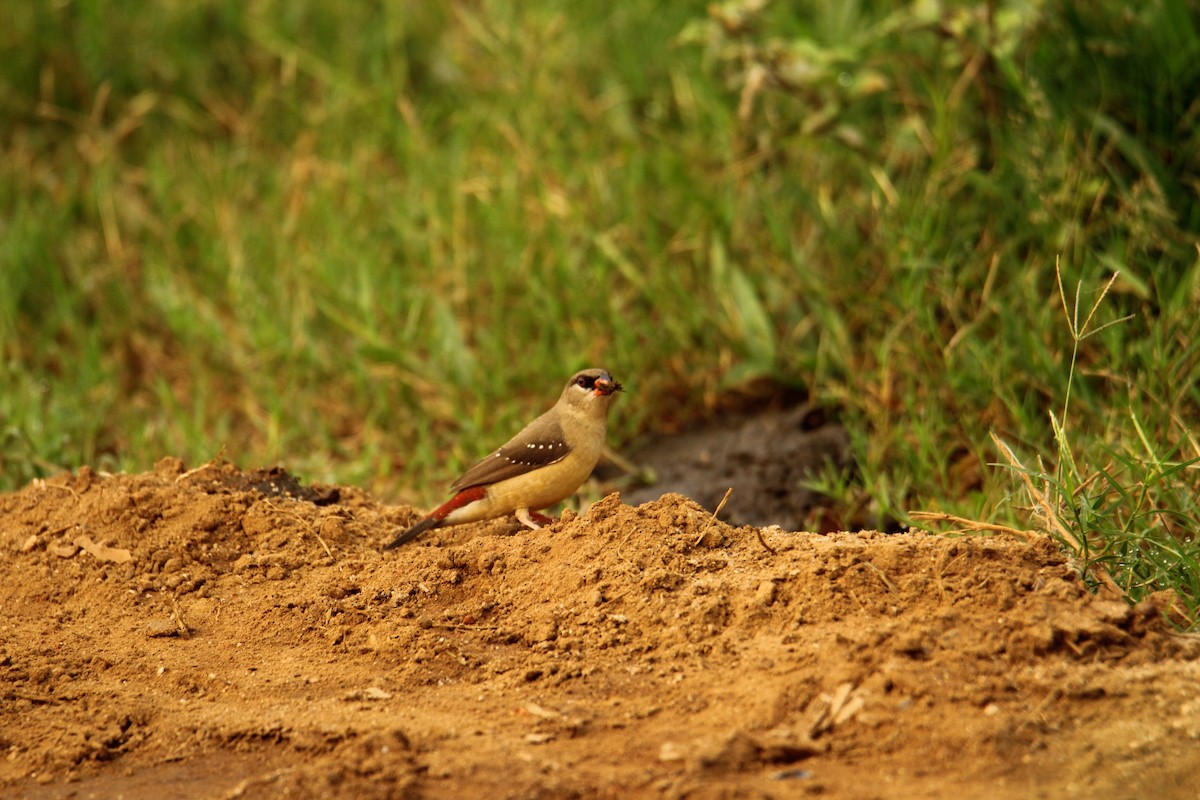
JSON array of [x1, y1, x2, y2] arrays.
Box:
[[484, 446, 599, 512]]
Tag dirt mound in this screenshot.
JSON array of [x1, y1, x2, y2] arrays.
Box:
[[3, 462, 1199, 799]]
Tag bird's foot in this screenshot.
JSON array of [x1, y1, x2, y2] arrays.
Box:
[[516, 508, 555, 530]]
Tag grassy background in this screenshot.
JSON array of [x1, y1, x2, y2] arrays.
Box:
[[2, 1, 1198, 613]]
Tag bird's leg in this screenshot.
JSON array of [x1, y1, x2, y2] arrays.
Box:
[[516, 507, 555, 529]]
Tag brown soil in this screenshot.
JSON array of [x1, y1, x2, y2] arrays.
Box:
[[3, 460, 1199, 799]]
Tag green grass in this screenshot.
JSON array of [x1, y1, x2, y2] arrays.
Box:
[[2, 1, 1198, 618], [992, 267, 1200, 621]]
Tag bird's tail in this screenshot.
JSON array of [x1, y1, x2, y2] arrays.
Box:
[[383, 515, 441, 550], [383, 485, 487, 550]]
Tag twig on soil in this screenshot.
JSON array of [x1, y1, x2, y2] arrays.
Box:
[[613, 528, 637, 567], [908, 511, 1033, 540], [861, 561, 897, 594], [429, 623, 499, 631], [264, 500, 333, 557], [934, 548, 967, 602], [312, 530, 333, 558], [754, 527, 778, 556], [36, 482, 80, 500], [694, 488, 733, 547], [175, 448, 227, 483]]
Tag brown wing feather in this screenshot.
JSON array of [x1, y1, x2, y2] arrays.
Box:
[[449, 414, 571, 492]]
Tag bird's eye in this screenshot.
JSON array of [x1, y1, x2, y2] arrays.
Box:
[[576, 375, 595, 389]]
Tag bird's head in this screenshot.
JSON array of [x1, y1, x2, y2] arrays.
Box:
[[562, 368, 623, 414]]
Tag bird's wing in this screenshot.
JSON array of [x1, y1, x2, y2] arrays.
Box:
[[449, 413, 571, 492]]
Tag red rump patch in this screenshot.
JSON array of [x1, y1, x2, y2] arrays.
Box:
[[430, 485, 487, 520]]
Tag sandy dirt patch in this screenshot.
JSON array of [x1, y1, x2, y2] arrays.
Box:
[[2, 460, 1199, 799]]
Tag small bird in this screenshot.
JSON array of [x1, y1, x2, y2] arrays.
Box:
[[384, 368, 623, 549]]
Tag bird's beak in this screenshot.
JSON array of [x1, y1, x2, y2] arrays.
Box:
[[594, 377, 622, 396]]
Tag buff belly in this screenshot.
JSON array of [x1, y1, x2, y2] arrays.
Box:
[[442, 451, 600, 525]]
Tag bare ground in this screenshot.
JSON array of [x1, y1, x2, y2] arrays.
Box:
[[2, 460, 1199, 799]]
